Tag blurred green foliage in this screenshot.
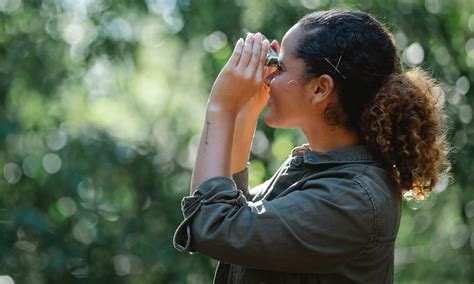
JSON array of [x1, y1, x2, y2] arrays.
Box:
[[0, 0, 473, 283]]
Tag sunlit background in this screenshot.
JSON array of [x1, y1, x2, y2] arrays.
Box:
[[0, 0, 473, 283]]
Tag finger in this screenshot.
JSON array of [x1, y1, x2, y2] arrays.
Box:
[[248, 33, 262, 71], [256, 39, 269, 83], [266, 64, 277, 77], [228, 38, 244, 67], [237, 33, 254, 69], [271, 40, 280, 53]]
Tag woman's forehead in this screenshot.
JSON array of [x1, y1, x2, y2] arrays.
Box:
[[280, 24, 302, 58]]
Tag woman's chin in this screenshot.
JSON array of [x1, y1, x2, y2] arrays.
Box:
[[264, 111, 295, 129], [264, 112, 278, 128]]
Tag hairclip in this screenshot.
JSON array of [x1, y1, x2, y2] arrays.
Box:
[[324, 52, 346, 79]]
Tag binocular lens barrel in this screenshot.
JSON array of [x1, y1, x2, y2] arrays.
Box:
[[266, 46, 279, 67]]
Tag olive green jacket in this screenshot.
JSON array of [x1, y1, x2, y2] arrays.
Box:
[[174, 144, 402, 283]]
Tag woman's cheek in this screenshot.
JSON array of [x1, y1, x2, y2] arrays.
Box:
[[270, 77, 288, 96]]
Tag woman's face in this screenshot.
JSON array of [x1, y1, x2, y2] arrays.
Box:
[[264, 24, 313, 128]]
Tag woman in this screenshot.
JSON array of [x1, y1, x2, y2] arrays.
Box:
[[173, 9, 450, 283]]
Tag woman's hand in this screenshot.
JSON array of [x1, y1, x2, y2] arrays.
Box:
[[230, 40, 280, 174], [238, 40, 280, 119], [207, 33, 269, 115]]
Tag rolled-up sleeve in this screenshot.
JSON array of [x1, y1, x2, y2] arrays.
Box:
[[173, 177, 248, 252], [173, 175, 375, 273]]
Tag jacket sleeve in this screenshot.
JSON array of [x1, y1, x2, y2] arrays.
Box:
[[173, 175, 375, 273]]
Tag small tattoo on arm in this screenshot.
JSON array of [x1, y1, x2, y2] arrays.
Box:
[[204, 121, 210, 152]]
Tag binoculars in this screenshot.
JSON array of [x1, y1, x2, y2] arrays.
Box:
[[266, 45, 279, 67], [261, 34, 279, 67]]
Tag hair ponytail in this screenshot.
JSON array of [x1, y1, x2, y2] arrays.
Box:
[[359, 68, 451, 200]]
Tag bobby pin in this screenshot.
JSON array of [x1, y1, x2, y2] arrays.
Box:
[[324, 53, 346, 79]]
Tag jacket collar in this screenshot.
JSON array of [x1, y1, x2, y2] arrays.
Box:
[[291, 144, 377, 165]]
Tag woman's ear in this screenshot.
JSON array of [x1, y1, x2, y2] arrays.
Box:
[[307, 74, 334, 105]]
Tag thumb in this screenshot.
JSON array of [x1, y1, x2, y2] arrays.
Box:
[[271, 40, 280, 53]]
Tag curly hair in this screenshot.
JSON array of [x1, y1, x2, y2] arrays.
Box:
[[360, 69, 450, 200], [296, 9, 451, 200]]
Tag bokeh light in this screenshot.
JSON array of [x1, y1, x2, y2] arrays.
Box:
[[403, 42, 425, 65], [42, 153, 62, 174], [3, 163, 22, 184]]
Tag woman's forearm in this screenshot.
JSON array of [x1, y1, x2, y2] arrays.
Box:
[[231, 112, 259, 174], [189, 33, 268, 194], [190, 108, 237, 195]]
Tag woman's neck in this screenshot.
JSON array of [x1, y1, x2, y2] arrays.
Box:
[[301, 123, 361, 153]]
